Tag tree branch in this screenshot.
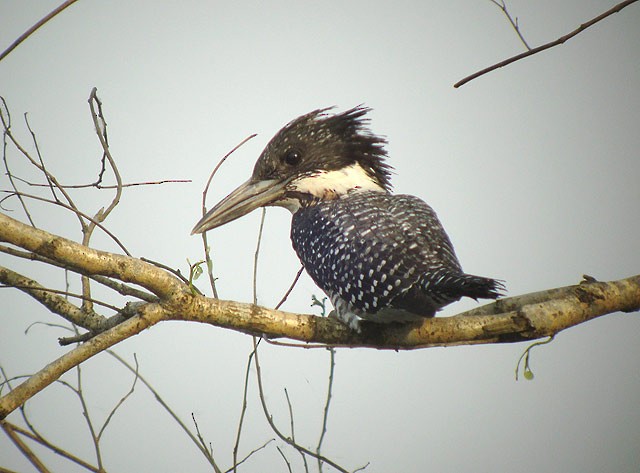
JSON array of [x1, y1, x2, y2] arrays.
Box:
[[1, 210, 638, 420], [455, 0, 639, 88], [0, 212, 183, 298], [0, 266, 106, 331], [1, 421, 51, 472], [488, 0, 531, 50], [0, 1, 82, 63]]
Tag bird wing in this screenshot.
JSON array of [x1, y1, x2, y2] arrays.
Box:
[[290, 191, 463, 315]]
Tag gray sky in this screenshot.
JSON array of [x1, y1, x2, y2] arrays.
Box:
[[1, 1, 639, 472]]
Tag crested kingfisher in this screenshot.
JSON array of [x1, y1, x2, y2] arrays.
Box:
[[192, 107, 504, 330]]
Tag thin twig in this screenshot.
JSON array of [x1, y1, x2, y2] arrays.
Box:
[[12, 175, 191, 189], [201, 134, 258, 210], [1, 98, 35, 226], [0, 189, 131, 256], [24, 113, 58, 202], [2, 421, 99, 472], [224, 438, 275, 473], [0, 0, 81, 62], [276, 446, 294, 473], [191, 413, 215, 460], [83, 88, 123, 313], [284, 388, 310, 472], [140, 257, 192, 286], [106, 351, 222, 472], [316, 348, 336, 472], [253, 208, 267, 305], [199, 133, 257, 298], [0, 282, 120, 313], [1, 421, 52, 473], [353, 462, 371, 473], [274, 266, 305, 311], [89, 275, 158, 302], [2, 333, 106, 472], [488, 0, 531, 50], [75, 362, 103, 470], [252, 337, 351, 473], [2, 103, 87, 231], [455, 0, 639, 88], [232, 345, 256, 473], [97, 354, 139, 440], [87, 88, 123, 225]]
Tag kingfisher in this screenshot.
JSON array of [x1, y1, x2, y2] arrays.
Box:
[[192, 106, 504, 330]]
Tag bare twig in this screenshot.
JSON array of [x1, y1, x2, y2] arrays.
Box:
[[276, 446, 294, 473], [24, 114, 58, 202], [1, 421, 51, 473], [0, 265, 107, 331], [0, 421, 98, 472], [191, 413, 217, 467], [140, 257, 192, 287], [87, 88, 123, 226], [488, 0, 531, 50], [274, 266, 305, 311], [1, 102, 88, 232], [1, 97, 35, 226], [253, 208, 267, 305], [0, 189, 131, 255], [82, 88, 123, 313], [455, 0, 639, 88], [106, 351, 222, 471], [74, 362, 103, 470], [2, 269, 636, 422], [97, 354, 139, 440], [284, 388, 310, 472], [0, 275, 119, 312], [0, 0, 81, 62], [89, 275, 158, 302], [199, 133, 257, 298], [224, 438, 275, 473], [252, 338, 351, 473], [12, 176, 192, 189], [353, 462, 371, 473], [232, 346, 254, 472], [316, 348, 336, 472], [201, 134, 258, 210]]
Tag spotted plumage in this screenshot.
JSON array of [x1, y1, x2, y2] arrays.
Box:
[[291, 191, 501, 329], [192, 106, 504, 330]]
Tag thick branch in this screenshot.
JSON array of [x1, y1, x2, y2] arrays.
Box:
[[0, 265, 105, 331], [0, 303, 166, 419], [178, 276, 639, 347], [0, 212, 183, 298], [1, 210, 638, 419]]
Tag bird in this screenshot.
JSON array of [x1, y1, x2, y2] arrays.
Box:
[[191, 106, 504, 330]]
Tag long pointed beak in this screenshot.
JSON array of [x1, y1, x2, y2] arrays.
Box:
[[191, 178, 287, 234]]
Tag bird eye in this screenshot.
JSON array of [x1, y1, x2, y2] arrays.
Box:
[[282, 149, 302, 166]]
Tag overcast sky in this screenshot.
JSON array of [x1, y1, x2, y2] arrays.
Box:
[[1, 1, 639, 472]]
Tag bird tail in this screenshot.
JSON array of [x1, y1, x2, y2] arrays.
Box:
[[454, 273, 505, 300], [422, 270, 505, 302]]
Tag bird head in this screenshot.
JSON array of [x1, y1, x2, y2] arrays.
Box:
[[191, 106, 393, 234]]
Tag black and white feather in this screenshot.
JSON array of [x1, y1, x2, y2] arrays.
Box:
[[192, 106, 504, 330], [291, 191, 502, 329]]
